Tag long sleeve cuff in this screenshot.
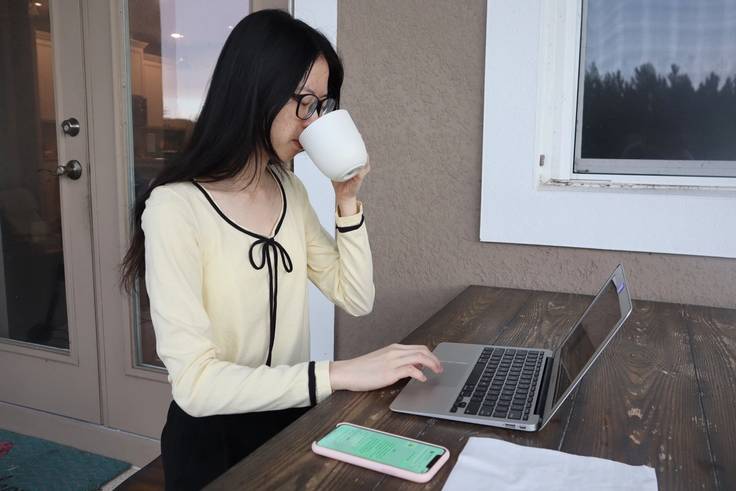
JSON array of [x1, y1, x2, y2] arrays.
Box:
[[314, 360, 333, 402], [335, 201, 364, 232]]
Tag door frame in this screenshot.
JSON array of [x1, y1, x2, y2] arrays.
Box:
[[0, 0, 101, 424]]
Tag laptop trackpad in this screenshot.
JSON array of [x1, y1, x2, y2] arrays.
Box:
[[425, 362, 469, 387]]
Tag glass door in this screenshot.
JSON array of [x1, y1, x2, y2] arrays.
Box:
[[100, 0, 296, 438], [0, 0, 100, 422]]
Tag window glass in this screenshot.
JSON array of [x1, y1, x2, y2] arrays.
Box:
[[127, 0, 253, 368], [576, 0, 736, 176]]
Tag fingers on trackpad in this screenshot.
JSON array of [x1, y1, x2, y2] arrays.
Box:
[[426, 362, 468, 386]]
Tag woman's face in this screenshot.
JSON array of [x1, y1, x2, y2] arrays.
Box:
[[270, 55, 330, 162]]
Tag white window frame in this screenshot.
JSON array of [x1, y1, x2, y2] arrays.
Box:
[[480, 0, 736, 258]]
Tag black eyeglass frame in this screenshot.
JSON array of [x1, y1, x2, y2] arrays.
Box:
[[291, 93, 337, 120]]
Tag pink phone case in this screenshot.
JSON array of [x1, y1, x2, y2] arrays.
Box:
[[311, 422, 450, 483]]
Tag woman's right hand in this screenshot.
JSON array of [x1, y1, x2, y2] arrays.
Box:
[[329, 343, 444, 392]]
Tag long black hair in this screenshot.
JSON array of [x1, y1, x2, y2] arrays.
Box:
[[120, 9, 344, 293]]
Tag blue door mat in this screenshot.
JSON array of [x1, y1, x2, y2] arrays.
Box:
[[0, 428, 131, 491]]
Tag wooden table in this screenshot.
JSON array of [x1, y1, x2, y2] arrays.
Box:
[[206, 286, 736, 490]]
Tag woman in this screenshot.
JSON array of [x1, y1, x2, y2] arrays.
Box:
[[120, 9, 443, 490]]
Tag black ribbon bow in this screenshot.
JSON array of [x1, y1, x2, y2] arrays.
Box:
[[248, 236, 293, 366]]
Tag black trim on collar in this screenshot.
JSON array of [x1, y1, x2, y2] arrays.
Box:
[[191, 167, 292, 367], [336, 215, 365, 233], [308, 361, 317, 406], [191, 167, 287, 240]]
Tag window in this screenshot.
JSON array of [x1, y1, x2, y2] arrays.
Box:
[[123, 0, 338, 367], [480, 0, 736, 258], [574, 0, 736, 178], [126, 0, 253, 368]]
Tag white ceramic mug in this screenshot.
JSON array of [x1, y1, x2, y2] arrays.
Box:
[[298, 109, 368, 182]]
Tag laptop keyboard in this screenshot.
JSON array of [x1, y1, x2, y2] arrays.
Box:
[[450, 347, 544, 421]]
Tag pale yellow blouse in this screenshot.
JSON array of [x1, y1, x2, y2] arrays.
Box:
[[142, 166, 374, 417]]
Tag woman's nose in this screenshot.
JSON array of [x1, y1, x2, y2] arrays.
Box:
[[303, 111, 319, 127]]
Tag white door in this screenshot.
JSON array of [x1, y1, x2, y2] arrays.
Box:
[[0, 0, 100, 423], [85, 0, 316, 439], [97, 0, 266, 438]]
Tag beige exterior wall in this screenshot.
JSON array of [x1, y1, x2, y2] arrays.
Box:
[[334, 0, 736, 359]]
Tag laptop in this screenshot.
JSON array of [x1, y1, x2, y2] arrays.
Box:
[[390, 264, 633, 432]]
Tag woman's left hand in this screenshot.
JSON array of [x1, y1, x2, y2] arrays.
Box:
[[333, 157, 371, 215]]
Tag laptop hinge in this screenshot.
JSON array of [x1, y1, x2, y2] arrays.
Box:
[[534, 357, 553, 418]]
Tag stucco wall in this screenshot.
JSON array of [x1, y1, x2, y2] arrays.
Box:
[[333, 0, 736, 359]]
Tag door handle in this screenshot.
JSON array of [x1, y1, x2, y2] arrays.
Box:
[[56, 160, 83, 180], [61, 117, 80, 136]]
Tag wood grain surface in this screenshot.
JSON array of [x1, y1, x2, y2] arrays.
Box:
[[683, 304, 736, 490], [199, 286, 732, 490]]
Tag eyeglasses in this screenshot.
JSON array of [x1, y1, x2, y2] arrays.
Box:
[[292, 93, 337, 120]]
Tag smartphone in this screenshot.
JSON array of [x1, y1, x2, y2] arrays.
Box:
[[311, 422, 450, 483]]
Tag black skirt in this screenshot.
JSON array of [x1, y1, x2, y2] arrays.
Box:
[[160, 400, 312, 490]]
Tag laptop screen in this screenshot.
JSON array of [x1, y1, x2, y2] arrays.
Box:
[[550, 278, 623, 407]]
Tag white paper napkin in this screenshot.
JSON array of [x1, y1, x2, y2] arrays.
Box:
[[442, 437, 657, 491]]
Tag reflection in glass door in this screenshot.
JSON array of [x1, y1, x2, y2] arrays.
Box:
[[126, 0, 256, 368], [0, 1, 68, 349]]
